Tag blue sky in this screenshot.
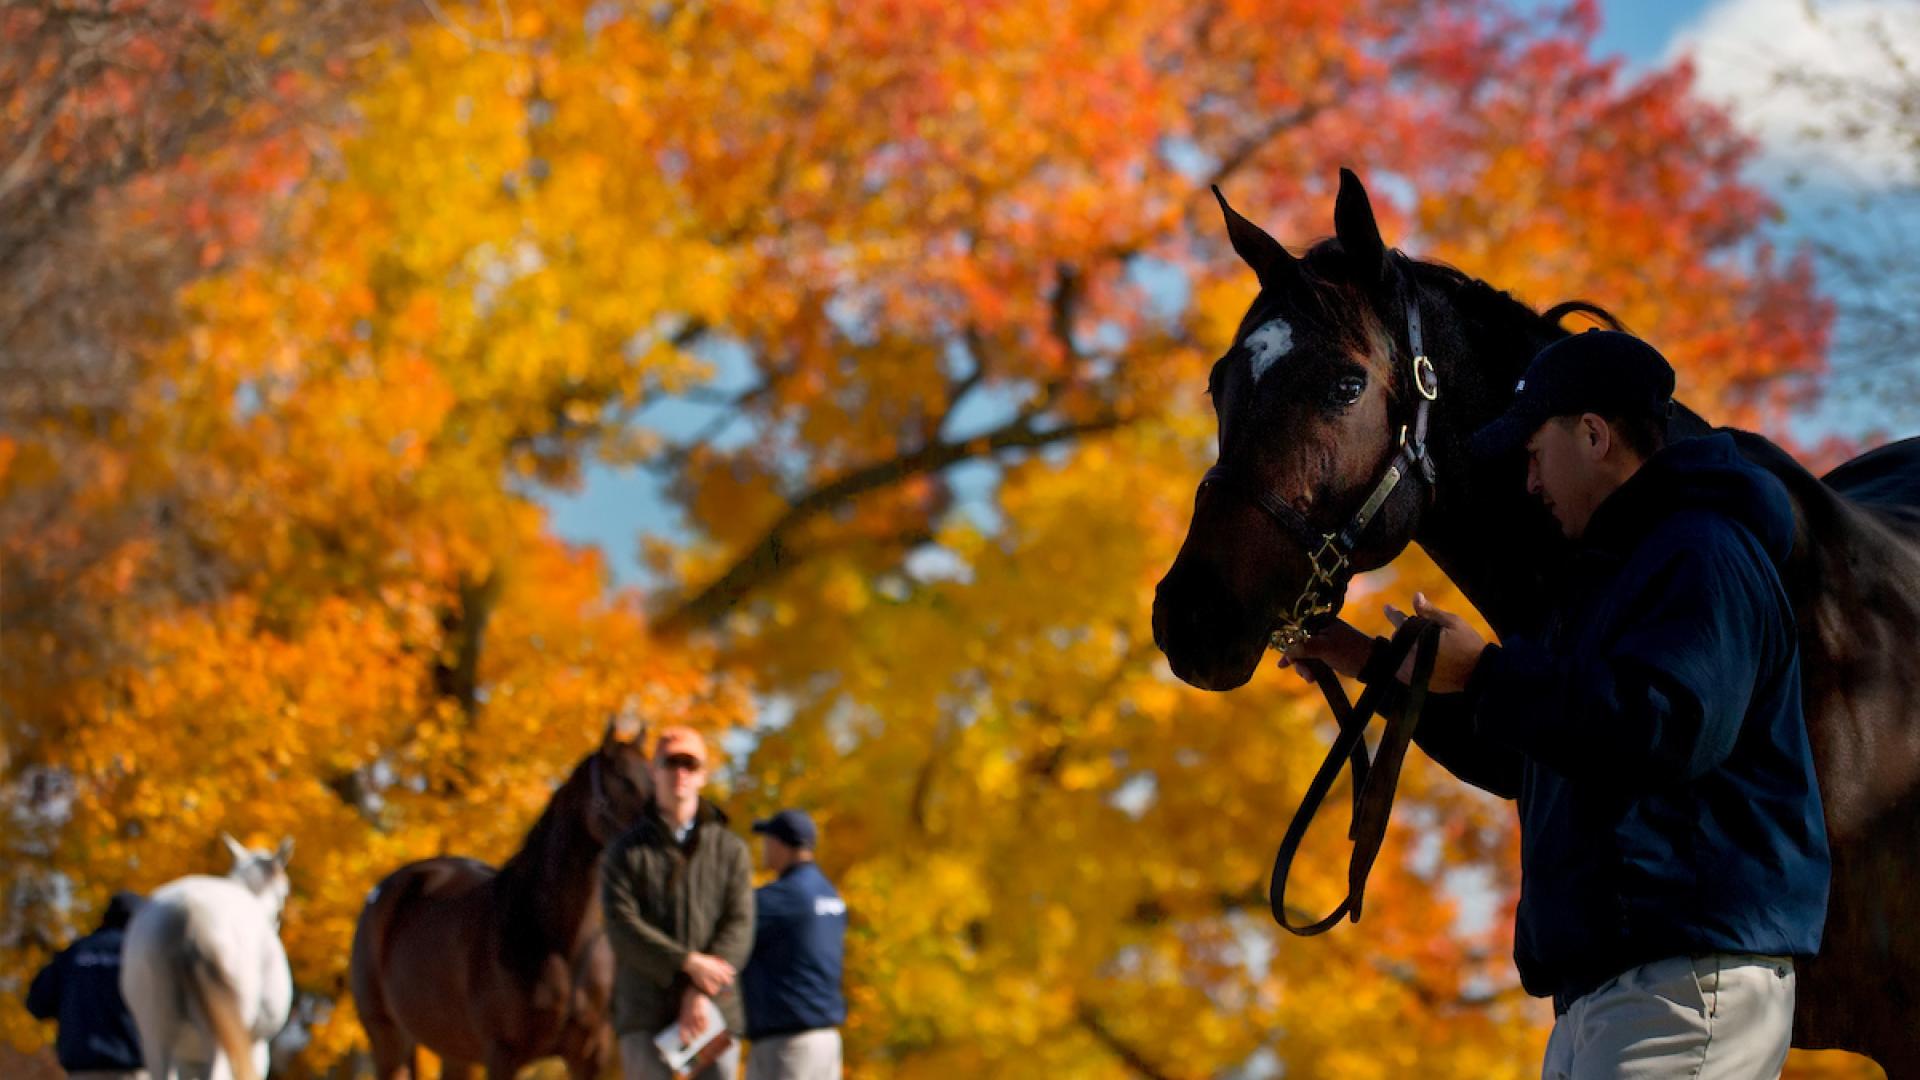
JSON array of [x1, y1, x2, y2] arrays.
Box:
[[544, 0, 1897, 585], [1592, 0, 1709, 63]]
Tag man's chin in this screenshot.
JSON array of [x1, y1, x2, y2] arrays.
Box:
[[1544, 506, 1574, 538]]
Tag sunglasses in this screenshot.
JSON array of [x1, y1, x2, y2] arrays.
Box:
[[658, 753, 704, 773]]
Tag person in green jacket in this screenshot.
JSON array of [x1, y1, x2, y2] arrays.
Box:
[[602, 727, 755, 1080]]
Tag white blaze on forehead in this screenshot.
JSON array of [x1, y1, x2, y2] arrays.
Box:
[[1244, 318, 1294, 383]]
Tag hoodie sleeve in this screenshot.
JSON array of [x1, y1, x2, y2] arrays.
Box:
[[1408, 685, 1525, 800], [1357, 636, 1524, 800], [1471, 532, 1777, 786], [600, 841, 689, 988]]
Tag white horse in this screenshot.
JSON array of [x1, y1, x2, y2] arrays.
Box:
[[121, 834, 295, 1080]]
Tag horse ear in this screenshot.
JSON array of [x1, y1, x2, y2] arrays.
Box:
[[275, 837, 295, 867], [1334, 168, 1387, 284], [604, 704, 645, 748], [221, 832, 250, 866], [1213, 185, 1298, 292]]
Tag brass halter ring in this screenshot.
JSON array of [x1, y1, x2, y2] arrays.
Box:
[[1413, 354, 1438, 401]]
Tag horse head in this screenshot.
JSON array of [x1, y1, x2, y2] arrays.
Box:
[[1152, 170, 1529, 690], [221, 832, 294, 924], [583, 711, 654, 845]]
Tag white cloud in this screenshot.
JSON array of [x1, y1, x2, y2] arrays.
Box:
[[1667, 0, 1920, 188]]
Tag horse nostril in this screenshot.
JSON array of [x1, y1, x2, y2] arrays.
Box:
[[1289, 494, 1313, 517]]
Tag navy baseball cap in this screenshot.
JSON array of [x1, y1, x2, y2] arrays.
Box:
[[752, 808, 817, 849], [1472, 330, 1677, 458], [103, 891, 145, 930]]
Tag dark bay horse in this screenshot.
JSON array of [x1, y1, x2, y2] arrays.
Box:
[[350, 721, 655, 1079], [1151, 170, 1920, 1075]]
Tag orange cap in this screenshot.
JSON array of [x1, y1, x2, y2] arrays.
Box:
[[653, 726, 709, 765]]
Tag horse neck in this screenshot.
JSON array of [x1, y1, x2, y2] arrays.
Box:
[[493, 766, 604, 953], [1408, 272, 1573, 634]]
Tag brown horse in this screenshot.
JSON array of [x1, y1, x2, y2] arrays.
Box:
[[350, 721, 655, 1079], [1151, 170, 1920, 1075]]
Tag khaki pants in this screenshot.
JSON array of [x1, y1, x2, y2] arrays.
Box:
[[747, 1029, 842, 1080], [619, 1031, 741, 1080], [1543, 954, 1795, 1079]]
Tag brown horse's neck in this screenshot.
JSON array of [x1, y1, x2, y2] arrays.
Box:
[[493, 762, 606, 975], [1400, 269, 1574, 635]]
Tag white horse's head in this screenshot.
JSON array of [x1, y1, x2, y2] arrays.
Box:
[[221, 833, 294, 923]]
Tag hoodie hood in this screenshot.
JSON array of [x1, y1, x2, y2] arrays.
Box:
[[1584, 433, 1796, 565]]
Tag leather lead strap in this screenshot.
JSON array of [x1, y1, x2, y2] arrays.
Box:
[[1268, 617, 1441, 936]]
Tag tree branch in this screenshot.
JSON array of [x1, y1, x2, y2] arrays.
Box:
[[1204, 101, 1330, 193], [1076, 1004, 1179, 1080], [937, 328, 992, 434], [653, 410, 1132, 634]]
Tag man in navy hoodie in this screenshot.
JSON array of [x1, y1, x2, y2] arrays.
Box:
[[742, 810, 846, 1080], [1291, 331, 1829, 1078], [26, 891, 147, 1080]]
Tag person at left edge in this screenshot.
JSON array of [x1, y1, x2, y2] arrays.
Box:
[[27, 891, 148, 1080]]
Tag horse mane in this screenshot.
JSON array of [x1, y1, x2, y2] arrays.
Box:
[[493, 754, 598, 974], [1408, 258, 1624, 383]]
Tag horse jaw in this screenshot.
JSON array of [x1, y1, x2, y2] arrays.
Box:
[[1168, 649, 1264, 692], [1150, 577, 1270, 691]]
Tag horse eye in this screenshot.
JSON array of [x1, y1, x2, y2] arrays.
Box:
[[1328, 374, 1366, 407]]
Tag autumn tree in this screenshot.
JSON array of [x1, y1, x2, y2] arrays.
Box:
[[2, 0, 417, 1048], [0, 0, 760, 1061], [0, 0, 419, 836]]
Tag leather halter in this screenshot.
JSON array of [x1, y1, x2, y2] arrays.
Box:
[[1200, 253, 1440, 653]]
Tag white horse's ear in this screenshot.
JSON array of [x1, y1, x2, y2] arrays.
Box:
[[275, 837, 295, 867], [222, 833, 251, 866]]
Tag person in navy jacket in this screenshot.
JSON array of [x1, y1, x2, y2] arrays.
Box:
[[742, 810, 846, 1080], [26, 891, 147, 1079], [1290, 331, 1829, 1079]]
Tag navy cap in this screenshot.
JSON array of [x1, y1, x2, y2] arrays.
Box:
[[1472, 330, 1677, 458], [752, 808, 817, 849], [103, 891, 145, 930]]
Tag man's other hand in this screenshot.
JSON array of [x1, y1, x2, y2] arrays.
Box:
[[1386, 592, 1487, 694], [681, 952, 735, 996]]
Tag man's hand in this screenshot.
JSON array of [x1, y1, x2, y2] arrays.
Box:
[[1386, 592, 1487, 694], [681, 952, 735, 997], [679, 987, 711, 1045], [1280, 617, 1373, 681]]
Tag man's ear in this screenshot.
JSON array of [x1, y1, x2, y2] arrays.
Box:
[[1580, 413, 1613, 457]]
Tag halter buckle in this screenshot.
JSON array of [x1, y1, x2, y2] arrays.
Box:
[[1413, 355, 1438, 401]]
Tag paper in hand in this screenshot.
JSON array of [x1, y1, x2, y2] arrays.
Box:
[[653, 995, 725, 1072]]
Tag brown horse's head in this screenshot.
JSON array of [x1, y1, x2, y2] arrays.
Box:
[[1152, 171, 1441, 691], [583, 714, 655, 845]]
